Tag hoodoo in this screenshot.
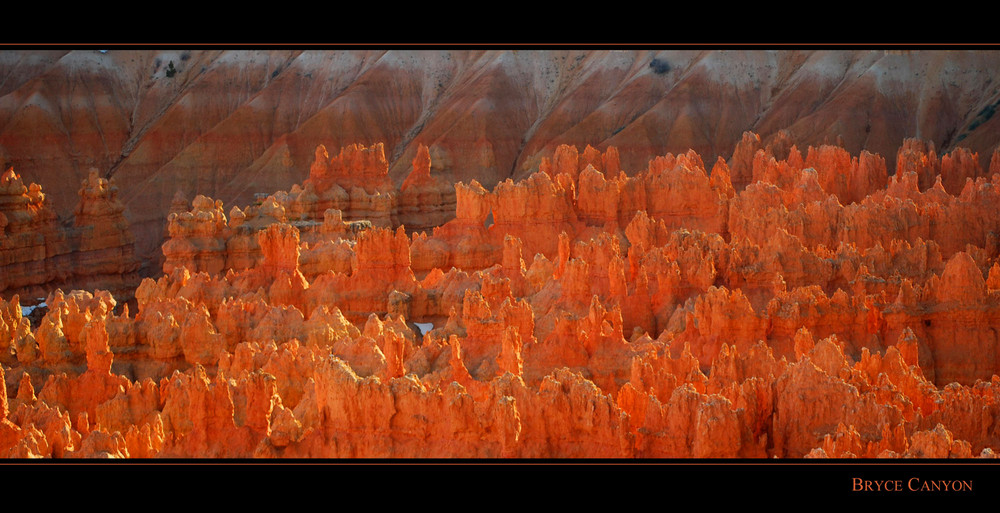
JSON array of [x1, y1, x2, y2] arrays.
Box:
[[2, 49, 1000, 460]]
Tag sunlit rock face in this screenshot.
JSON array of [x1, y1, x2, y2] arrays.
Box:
[[3, 49, 999, 268], [4, 129, 1000, 459], [3, 48, 1000, 459]]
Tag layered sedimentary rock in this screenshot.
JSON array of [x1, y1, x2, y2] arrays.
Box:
[[0, 167, 140, 300], [398, 144, 457, 233], [4, 49, 1000, 270], [162, 142, 456, 279], [4, 132, 1000, 460]]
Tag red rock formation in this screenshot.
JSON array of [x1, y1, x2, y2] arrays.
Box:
[[897, 138, 941, 191], [162, 195, 229, 275], [7, 132, 1000, 461], [3, 49, 999, 272], [398, 144, 457, 232], [293, 143, 394, 227], [0, 167, 140, 300], [72, 169, 142, 295], [729, 131, 764, 191]]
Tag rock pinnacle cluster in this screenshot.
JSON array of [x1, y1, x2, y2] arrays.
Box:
[[2, 129, 1000, 458], [2, 49, 1000, 459]]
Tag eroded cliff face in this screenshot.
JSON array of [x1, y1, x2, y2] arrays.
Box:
[[0, 167, 140, 301], [3, 131, 1000, 458], [3, 49, 1000, 269]]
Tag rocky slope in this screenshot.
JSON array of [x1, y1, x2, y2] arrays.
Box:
[[2, 49, 999, 270]]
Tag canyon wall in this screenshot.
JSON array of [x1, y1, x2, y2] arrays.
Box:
[[2, 49, 999, 269]]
